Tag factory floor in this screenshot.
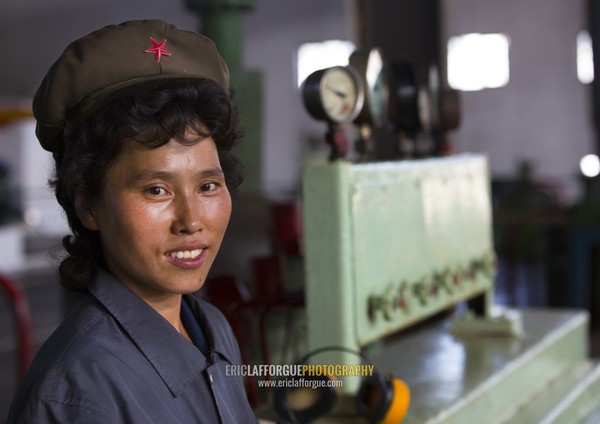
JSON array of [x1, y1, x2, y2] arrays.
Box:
[[2, 258, 600, 422]]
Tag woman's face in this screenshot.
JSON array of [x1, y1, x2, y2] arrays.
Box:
[[80, 131, 232, 304]]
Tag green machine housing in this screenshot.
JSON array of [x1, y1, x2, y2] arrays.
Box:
[[302, 154, 496, 387]]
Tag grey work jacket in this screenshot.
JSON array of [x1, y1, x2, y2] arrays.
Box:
[[8, 268, 257, 423]]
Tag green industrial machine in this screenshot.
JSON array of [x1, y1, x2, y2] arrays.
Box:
[[303, 154, 499, 370], [301, 154, 600, 423]]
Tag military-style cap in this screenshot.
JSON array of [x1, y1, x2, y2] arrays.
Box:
[[33, 19, 229, 153]]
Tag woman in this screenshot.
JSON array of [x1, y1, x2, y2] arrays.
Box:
[[8, 20, 257, 423]]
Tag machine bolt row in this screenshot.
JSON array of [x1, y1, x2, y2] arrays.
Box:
[[368, 252, 496, 322]]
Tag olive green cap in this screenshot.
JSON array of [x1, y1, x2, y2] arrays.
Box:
[[33, 19, 229, 153]]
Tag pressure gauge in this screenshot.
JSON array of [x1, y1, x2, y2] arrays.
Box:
[[387, 61, 419, 133], [349, 47, 391, 128], [419, 65, 461, 134], [301, 66, 364, 124]]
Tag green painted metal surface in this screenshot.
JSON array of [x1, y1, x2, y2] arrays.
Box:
[[538, 362, 600, 424], [303, 154, 496, 364], [303, 161, 359, 378], [424, 310, 588, 424]]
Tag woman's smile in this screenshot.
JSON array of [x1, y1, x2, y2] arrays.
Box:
[[165, 244, 207, 268]]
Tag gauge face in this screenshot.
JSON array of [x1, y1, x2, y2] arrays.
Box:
[[301, 66, 364, 124], [319, 67, 361, 123]]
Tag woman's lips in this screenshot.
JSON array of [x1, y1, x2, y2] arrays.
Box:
[[165, 247, 206, 268], [167, 248, 203, 259]]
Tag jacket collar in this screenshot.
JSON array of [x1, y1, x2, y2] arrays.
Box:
[[88, 268, 236, 396]]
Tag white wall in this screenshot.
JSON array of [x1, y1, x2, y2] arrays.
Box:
[[442, 0, 595, 202]]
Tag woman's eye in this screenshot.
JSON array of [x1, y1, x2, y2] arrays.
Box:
[[201, 182, 217, 192], [147, 186, 167, 196]]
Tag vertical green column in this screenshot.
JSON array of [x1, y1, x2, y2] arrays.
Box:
[[185, 0, 263, 193]]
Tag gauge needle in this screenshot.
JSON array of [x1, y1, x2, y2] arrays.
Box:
[[326, 86, 347, 99]]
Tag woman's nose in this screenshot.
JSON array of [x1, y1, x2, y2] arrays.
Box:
[[171, 194, 203, 234]]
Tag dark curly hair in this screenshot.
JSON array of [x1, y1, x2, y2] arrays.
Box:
[[50, 79, 243, 292]]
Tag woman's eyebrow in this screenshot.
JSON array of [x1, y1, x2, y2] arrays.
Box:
[[196, 168, 226, 179], [126, 168, 225, 184]]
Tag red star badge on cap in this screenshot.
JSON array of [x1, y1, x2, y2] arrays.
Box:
[[144, 37, 172, 62]]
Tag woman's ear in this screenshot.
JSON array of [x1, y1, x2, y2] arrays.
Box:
[[75, 193, 99, 231]]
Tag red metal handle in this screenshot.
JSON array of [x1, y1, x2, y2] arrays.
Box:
[[0, 274, 33, 377]]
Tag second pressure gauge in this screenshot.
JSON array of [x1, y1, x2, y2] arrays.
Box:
[[349, 47, 391, 128], [302, 66, 365, 124]]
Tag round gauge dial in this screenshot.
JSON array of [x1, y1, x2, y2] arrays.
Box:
[[301, 66, 364, 124], [349, 47, 391, 128], [320, 67, 360, 122]]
